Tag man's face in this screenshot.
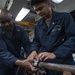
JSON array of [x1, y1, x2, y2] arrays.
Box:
[[33, 2, 51, 18], [1, 19, 13, 32]]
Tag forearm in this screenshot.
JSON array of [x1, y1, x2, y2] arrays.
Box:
[[15, 60, 22, 66], [15, 60, 25, 67]]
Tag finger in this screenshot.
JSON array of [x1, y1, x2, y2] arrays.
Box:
[[35, 55, 38, 60], [38, 53, 43, 59], [30, 64, 37, 72], [44, 56, 49, 61], [40, 54, 46, 61], [28, 57, 34, 60]]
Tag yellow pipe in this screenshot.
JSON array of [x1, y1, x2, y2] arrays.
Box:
[[14, 21, 36, 27]]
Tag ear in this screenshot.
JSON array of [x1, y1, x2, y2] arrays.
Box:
[[47, 0, 51, 7]]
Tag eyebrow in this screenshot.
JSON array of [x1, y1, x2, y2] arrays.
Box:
[[35, 6, 44, 11]]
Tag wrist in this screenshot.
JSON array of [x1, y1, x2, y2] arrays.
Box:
[[15, 60, 21, 66], [15, 60, 28, 68], [15, 60, 25, 67]]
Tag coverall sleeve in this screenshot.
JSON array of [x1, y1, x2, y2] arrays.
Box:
[[31, 26, 41, 52], [0, 38, 18, 67], [54, 13, 75, 58]]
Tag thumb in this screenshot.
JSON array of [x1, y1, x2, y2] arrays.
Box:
[[35, 54, 38, 60]]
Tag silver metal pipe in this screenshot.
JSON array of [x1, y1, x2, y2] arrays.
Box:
[[38, 62, 75, 74]]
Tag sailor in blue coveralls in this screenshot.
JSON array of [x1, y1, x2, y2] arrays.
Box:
[[28, 0, 75, 75], [0, 9, 36, 75]]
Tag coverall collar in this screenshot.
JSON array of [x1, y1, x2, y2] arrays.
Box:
[[39, 10, 62, 34]]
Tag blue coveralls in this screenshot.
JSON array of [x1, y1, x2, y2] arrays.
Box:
[[31, 11, 75, 75], [0, 25, 31, 75]]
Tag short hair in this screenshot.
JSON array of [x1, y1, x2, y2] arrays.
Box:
[[0, 9, 13, 21], [31, 0, 49, 6], [1, 9, 13, 19]]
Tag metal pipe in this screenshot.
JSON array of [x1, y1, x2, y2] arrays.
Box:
[[38, 62, 75, 74]]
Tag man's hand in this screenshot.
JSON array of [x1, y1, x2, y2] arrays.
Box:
[[38, 52, 56, 61], [27, 51, 38, 60], [15, 59, 36, 72], [22, 59, 36, 72]]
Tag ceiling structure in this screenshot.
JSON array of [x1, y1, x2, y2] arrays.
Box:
[[9, 0, 36, 22], [0, 0, 75, 22], [55, 0, 75, 12], [0, 0, 7, 9], [9, 0, 75, 22]]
